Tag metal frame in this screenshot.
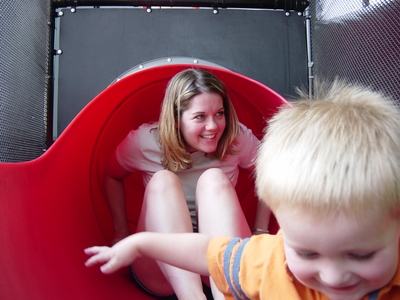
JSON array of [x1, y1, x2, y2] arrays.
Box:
[[52, 0, 309, 13]]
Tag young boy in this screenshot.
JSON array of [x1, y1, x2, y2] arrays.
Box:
[[85, 80, 400, 300]]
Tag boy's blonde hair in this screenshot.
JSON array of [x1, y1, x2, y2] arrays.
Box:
[[158, 68, 240, 172], [256, 80, 400, 219]]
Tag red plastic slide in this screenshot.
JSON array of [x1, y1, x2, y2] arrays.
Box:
[[0, 64, 287, 299]]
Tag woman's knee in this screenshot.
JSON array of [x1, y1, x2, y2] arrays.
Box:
[[197, 168, 231, 190], [147, 170, 180, 191], [144, 170, 186, 207]]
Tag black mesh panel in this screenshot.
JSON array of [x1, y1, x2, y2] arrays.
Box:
[[0, 0, 51, 162], [310, 0, 400, 102]]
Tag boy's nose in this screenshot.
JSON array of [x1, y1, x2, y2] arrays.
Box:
[[318, 266, 351, 288]]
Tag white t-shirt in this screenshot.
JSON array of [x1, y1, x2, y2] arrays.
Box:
[[116, 122, 260, 226]]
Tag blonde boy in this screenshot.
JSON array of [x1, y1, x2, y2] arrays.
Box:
[[85, 81, 400, 300]]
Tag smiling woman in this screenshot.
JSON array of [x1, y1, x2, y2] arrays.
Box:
[[103, 68, 269, 299]]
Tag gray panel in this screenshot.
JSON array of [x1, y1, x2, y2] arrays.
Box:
[[56, 7, 307, 135], [310, 0, 400, 102], [0, 0, 50, 162]]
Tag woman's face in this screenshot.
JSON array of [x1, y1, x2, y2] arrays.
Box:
[[179, 92, 226, 153]]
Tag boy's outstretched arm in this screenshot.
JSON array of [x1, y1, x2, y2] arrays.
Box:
[[85, 232, 211, 275]]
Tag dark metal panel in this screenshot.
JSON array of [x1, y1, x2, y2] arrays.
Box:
[[53, 0, 309, 12], [0, 0, 51, 162], [56, 7, 307, 135]]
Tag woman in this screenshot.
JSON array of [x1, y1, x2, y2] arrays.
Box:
[[104, 68, 270, 299]]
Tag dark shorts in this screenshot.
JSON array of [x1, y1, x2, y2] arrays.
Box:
[[129, 265, 213, 299]]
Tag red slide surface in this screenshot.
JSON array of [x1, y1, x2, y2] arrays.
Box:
[[0, 64, 287, 299]]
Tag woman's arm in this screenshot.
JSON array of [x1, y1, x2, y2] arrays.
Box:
[[85, 232, 212, 276], [253, 201, 272, 234], [246, 166, 271, 234], [238, 125, 271, 233], [104, 151, 133, 244]]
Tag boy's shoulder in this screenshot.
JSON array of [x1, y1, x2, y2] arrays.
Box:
[[207, 233, 302, 299], [207, 232, 284, 260]]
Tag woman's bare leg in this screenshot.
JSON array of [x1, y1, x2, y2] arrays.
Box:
[[132, 170, 206, 299], [196, 168, 251, 299]]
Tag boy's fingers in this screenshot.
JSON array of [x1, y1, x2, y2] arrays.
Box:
[[100, 255, 129, 274], [85, 250, 113, 267], [84, 246, 110, 255], [100, 260, 117, 274], [85, 256, 100, 267], [83, 246, 127, 274]]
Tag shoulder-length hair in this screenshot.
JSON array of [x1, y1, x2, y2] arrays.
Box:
[[158, 68, 240, 172]]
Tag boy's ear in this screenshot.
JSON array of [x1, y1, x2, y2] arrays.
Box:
[[392, 204, 400, 219], [391, 205, 400, 236]]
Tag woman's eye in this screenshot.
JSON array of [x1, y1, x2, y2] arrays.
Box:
[[296, 252, 318, 259], [216, 111, 225, 117], [349, 252, 375, 261], [194, 115, 205, 120]]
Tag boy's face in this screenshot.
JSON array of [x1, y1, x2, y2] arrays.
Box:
[[276, 208, 400, 300]]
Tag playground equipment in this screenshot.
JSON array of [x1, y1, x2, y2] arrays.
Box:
[[0, 64, 286, 299]]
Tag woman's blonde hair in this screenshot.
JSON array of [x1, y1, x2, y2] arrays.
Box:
[[256, 80, 400, 220], [158, 68, 240, 172]]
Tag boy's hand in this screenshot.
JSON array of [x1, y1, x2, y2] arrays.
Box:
[[85, 232, 211, 276], [84, 237, 139, 274]]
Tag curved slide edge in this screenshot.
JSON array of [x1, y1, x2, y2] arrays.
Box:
[[0, 64, 287, 299]]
